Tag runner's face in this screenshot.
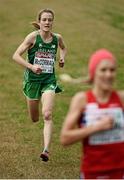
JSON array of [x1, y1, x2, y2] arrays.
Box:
[[39, 12, 53, 32], [94, 60, 116, 90]]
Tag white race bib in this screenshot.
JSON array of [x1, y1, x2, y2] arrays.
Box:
[[84, 104, 124, 145], [34, 52, 55, 73]]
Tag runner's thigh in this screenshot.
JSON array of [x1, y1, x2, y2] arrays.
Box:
[[41, 90, 55, 111]]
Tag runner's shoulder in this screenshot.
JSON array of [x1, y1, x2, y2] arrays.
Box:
[[71, 91, 87, 109], [53, 33, 62, 40], [25, 31, 38, 44]]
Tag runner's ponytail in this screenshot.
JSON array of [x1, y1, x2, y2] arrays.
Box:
[[31, 21, 40, 29]]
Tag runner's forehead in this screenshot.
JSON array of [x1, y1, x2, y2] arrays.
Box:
[[40, 12, 53, 19], [96, 60, 116, 69]]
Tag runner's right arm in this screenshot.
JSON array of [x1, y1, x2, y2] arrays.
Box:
[[13, 32, 42, 74]]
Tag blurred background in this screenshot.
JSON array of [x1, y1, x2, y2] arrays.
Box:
[[0, 0, 124, 178]]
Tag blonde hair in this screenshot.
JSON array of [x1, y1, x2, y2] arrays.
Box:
[[31, 8, 54, 29]]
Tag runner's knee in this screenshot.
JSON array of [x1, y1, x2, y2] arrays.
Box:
[[42, 110, 52, 121]]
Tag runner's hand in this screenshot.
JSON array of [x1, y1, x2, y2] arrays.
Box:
[[95, 116, 114, 131], [31, 64, 42, 74], [59, 59, 64, 68]]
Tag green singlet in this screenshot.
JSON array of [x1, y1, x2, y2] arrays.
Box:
[[23, 31, 62, 99]]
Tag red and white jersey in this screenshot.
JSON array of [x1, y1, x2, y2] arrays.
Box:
[[80, 90, 124, 173]]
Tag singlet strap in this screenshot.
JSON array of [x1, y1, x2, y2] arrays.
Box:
[[86, 90, 124, 108], [52, 33, 59, 47], [85, 90, 95, 102]]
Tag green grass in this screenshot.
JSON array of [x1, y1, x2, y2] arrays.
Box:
[[0, 0, 124, 178]]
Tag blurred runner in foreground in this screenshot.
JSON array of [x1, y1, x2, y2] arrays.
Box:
[[61, 49, 124, 179]]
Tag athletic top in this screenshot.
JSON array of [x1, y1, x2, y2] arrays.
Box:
[[24, 31, 58, 83], [80, 90, 124, 173]]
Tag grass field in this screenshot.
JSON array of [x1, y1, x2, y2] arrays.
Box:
[[0, 0, 124, 178]]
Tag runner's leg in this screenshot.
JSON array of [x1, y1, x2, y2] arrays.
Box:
[[26, 98, 40, 122], [41, 90, 55, 152]]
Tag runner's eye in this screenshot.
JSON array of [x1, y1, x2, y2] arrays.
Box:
[[110, 68, 116, 72], [41, 18, 53, 22], [48, 18, 53, 22], [101, 68, 107, 72], [42, 18, 47, 21], [100, 67, 115, 72]]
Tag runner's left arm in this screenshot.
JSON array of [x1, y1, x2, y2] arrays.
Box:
[[58, 34, 67, 68]]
